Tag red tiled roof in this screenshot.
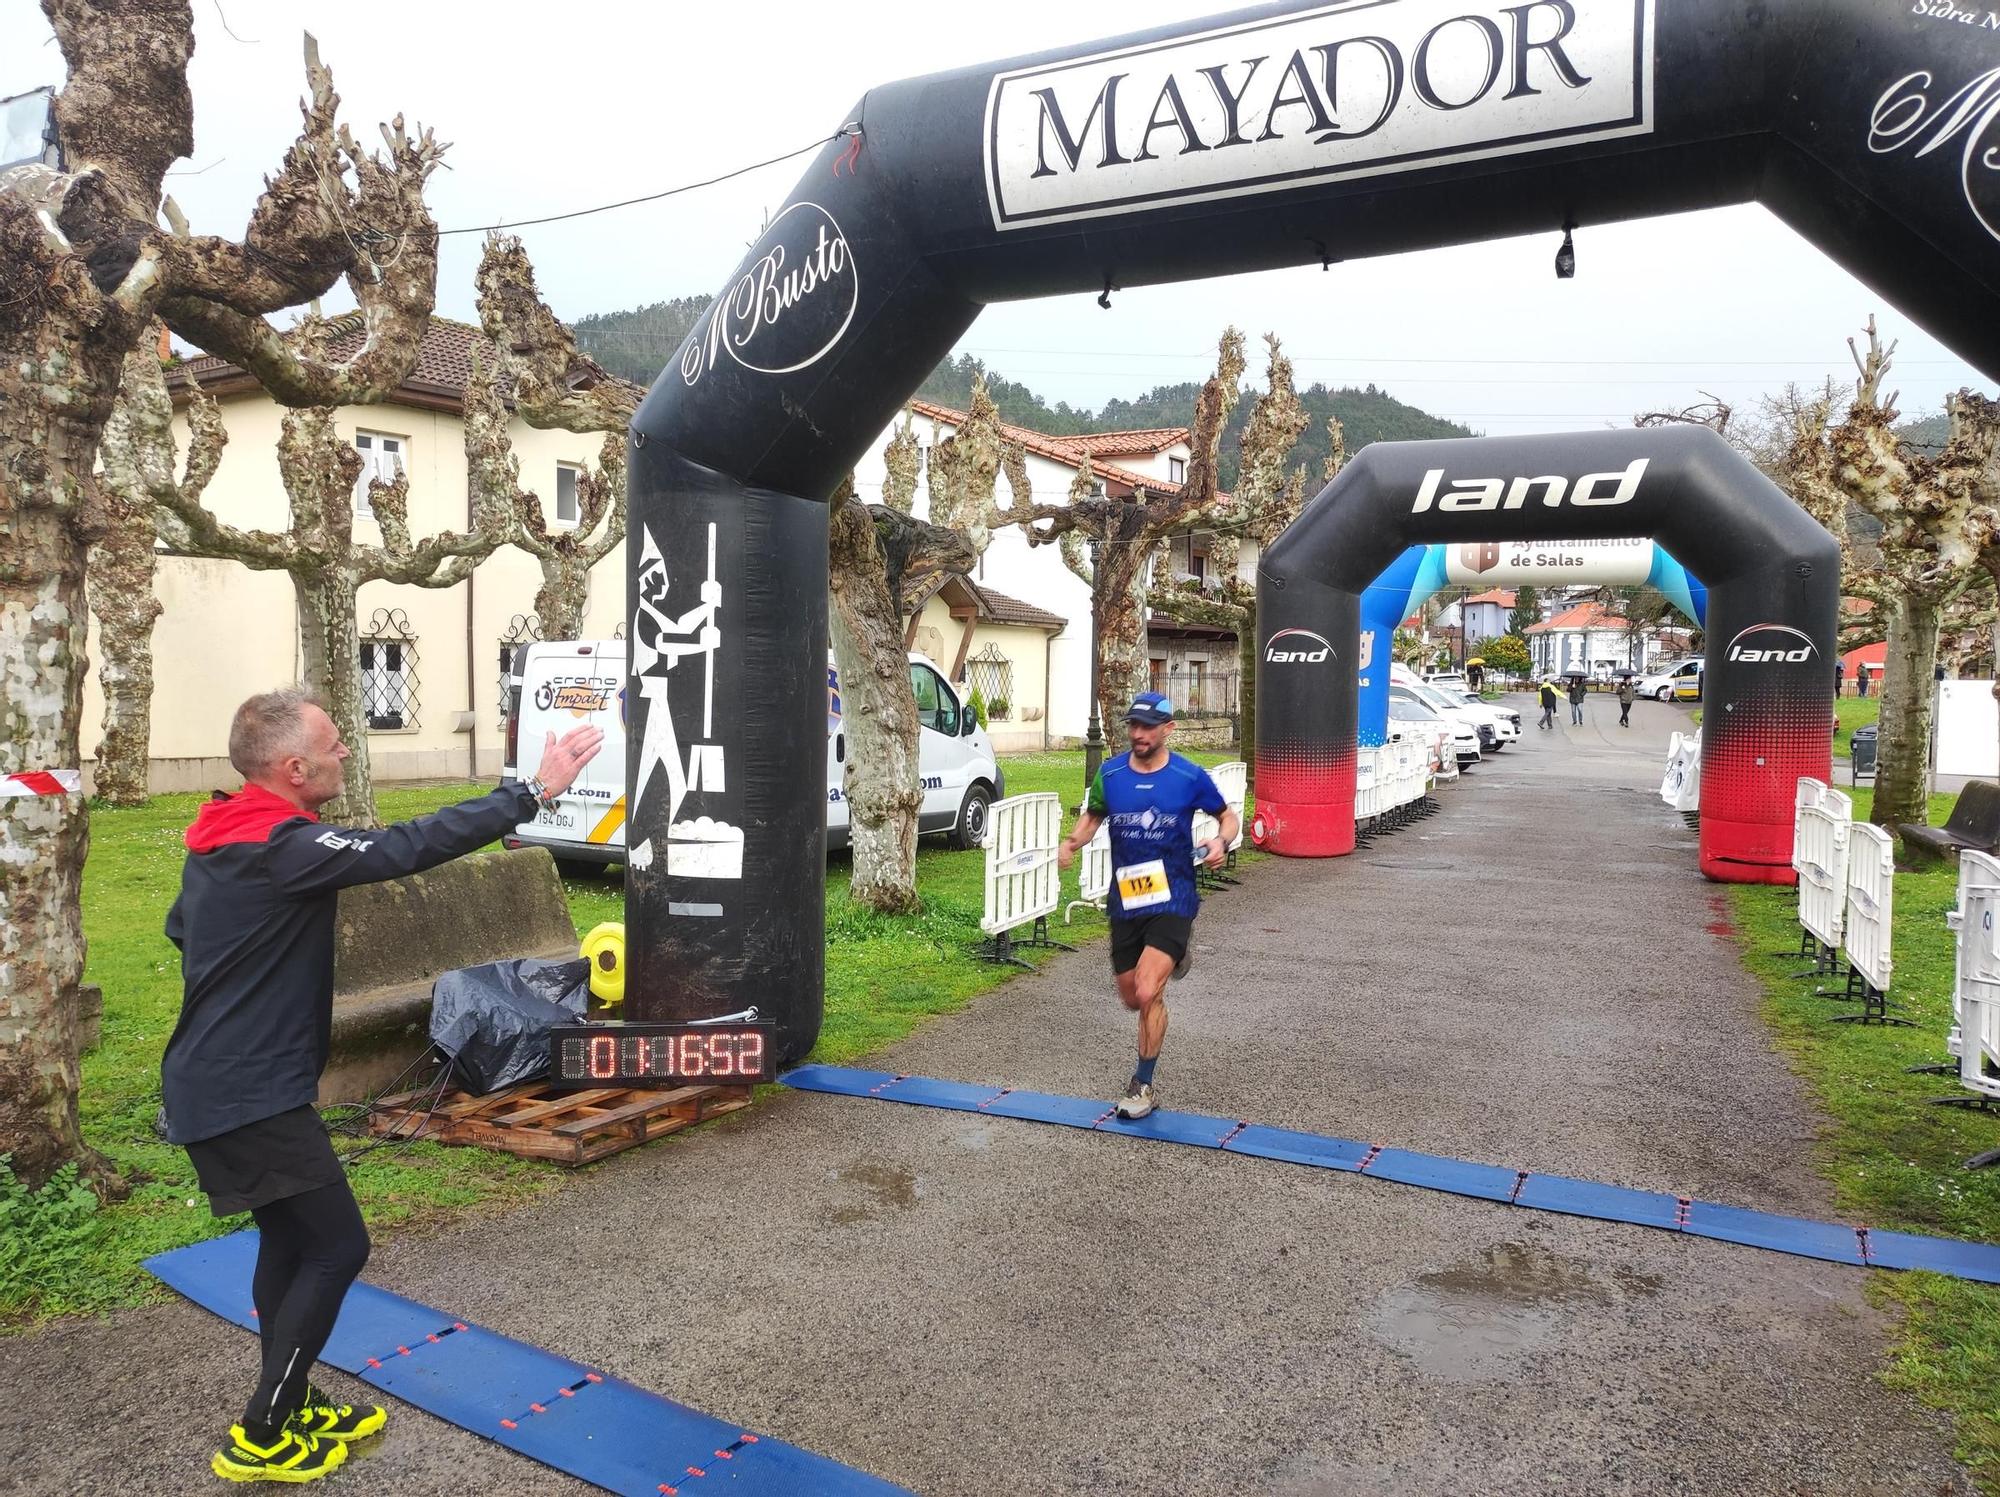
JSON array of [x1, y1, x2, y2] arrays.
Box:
[[1524, 602, 1631, 634], [907, 399, 1184, 498], [1071, 427, 1189, 457], [1463, 588, 1517, 607], [973, 583, 1067, 631], [168, 313, 639, 412]]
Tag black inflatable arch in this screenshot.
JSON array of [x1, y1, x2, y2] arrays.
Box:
[[626, 1, 2000, 1060], [1251, 425, 1839, 878]]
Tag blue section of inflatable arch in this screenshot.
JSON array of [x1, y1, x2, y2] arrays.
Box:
[[1354, 542, 1708, 747]]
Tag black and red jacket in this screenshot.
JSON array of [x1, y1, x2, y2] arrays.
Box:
[[161, 782, 539, 1144]]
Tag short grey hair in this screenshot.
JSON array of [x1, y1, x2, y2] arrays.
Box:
[[228, 689, 323, 778]]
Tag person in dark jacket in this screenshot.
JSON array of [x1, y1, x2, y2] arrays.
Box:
[[1538, 679, 1559, 730], [1617, 676, 1637, 727], [1567, 677, 1587, 725], [166, 688, 600, 1483]]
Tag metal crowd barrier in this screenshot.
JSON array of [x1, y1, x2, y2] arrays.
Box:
[[1935, 850, 2000, 1167], [976, 792, 1074, 967], [1063, 810, 1111, 925], [1661, 729, 1701, 826], [1818, 821, 1909, 1025], [1794, 785, 1852, 978]]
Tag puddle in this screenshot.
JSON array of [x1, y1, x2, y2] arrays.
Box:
[[1367, 1243, 1659, 1382], [1705, 893, 1737, 939], [824, 1163, 922, 1225]]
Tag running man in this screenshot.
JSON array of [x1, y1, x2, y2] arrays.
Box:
[[1058, 691, 1237, 1119]]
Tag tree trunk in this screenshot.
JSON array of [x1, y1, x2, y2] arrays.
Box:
[[0, 503, 119, 1193], [1238, 597, 1257, 762], [534, 555, 588, 641], [828, 496, 922, 914], [1873, 592, 1941, 831], [316, 574, 379, 827], [1095, 540, 1156, 733], [88, 519, 163, 806]]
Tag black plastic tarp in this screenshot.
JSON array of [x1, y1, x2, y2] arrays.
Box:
[[429, 957, 589, 1095]]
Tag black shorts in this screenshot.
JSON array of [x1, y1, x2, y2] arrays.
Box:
[[184, 1105, 345, 1217], [1109, 913, 1194, 975]]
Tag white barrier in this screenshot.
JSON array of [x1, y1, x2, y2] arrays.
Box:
[[1844, 821, 1895, 996], [1355, 748, 1381, 823], [1795, 786, 1853, 954], [977, 793, 1071, 965], [1793, 777, 1828, 878], [1952, 851, 2000, 1105], [1210, 761, 1248, 854], [1064, 810, 1111, 925], [1661, 730, 1701, 813]]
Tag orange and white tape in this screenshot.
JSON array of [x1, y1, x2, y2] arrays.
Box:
[[2, 770, 83, 797]]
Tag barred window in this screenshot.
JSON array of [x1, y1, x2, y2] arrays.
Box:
[[965, 644, 1013, 719], [360, 608, 420, 732]]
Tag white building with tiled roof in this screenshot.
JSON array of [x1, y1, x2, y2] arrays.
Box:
[[1525, 600, 1668, 677], [856, 401, 1244, 744], [82, 317, 628, 791]]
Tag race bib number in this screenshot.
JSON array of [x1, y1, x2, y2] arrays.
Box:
[[1115, 859, 1170, 910]]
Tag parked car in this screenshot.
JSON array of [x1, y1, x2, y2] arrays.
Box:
[[1636, 659, 1703, 702], [1435, 683, 1521, 745], [1392, 664, 1511, 753], [499, 641, 1002, 869], [1389, 694, 1476, 773], [1391, 680, 1485, 763]]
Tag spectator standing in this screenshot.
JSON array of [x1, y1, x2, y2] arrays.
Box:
[[1858, 662, 1871, 697], [1538, 679, 1559, 730], [1617, 676, 1636, 727], [1567, 677, 1587, 726], [1834, 659, 1845, 697]]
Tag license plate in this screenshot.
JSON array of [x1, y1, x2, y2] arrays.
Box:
[[535, 805, 579, 832]]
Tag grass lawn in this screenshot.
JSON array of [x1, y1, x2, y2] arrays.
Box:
[[1835, 695, 1882, 760], [1725, 785, 2000, 1489], [4, 750, 1246, 1327]]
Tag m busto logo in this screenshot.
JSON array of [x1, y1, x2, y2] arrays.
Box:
[[1266, 627, 1334, 664], [680, 201, 858, 385]]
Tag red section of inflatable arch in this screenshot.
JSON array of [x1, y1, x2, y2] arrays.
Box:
[[1250, 747, 1355, 857]]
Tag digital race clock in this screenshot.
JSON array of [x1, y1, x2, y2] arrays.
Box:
[[550, 1022, 775, 1088]]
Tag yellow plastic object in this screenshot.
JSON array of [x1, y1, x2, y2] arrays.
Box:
[[580, 921, 626, 1007]]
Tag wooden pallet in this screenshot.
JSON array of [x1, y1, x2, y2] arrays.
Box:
[[367, 1079, 753, 1167]]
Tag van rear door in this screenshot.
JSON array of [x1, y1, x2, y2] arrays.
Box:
[[505, 641, 628, 862]]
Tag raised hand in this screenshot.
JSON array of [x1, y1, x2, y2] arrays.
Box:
[[534, 726, 605, 797]]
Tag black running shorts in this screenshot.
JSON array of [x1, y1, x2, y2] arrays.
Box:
[[1109, 913, 1194, 975], [184, 1105, 345, 1217]]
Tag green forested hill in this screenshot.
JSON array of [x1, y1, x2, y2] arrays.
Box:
[[573, 303, 1474, 486]]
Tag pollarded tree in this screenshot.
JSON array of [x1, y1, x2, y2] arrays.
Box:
[[0, 7, 444, 1189], [90, 332, 225, 806], [1015, 331, 1249, 735], [827, 378, 1029, 912], [1811, 322, 1989, 829], [1149, 335, 1326, 753], [471, 235, 638, 641], [157, 323, 512, 826]]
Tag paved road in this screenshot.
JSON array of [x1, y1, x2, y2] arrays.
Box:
[[3, 693, 1973, 1495]]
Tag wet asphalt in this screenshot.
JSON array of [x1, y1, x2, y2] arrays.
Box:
[[0, 693, 1974, 1496]]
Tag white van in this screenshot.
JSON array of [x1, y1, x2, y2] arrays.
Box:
[[499, 641, 1003, 869]]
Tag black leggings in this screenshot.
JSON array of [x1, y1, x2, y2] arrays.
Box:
[[245, 1180, 370, 1432]]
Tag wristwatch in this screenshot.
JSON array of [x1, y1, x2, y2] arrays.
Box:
[[523, 775, 560, 812]]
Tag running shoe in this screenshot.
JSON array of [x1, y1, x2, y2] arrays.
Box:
[[295, 1383, 387, 1442], [1115, 1082, 1157, 1120], [211, 1423, 348, 1484]]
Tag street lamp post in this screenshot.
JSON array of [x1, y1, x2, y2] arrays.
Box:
[[1083, 537, 1104, 792]]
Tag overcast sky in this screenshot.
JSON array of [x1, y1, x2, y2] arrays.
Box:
[[5, 0, 1991, 434]]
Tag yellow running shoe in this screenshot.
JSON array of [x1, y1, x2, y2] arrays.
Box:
[[295, 1383, 387, 1442], [211, 1422, 348, 1483]]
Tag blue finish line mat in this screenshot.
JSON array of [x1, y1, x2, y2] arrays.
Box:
[[145, 1231, 909, 1497], [782, 1065, 2000, 1286]]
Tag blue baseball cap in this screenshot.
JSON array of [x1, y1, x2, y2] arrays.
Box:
[[1125, 691, 1175, 725]]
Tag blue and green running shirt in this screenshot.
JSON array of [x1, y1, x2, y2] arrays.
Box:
[[1087, 752, 1227, 920]]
